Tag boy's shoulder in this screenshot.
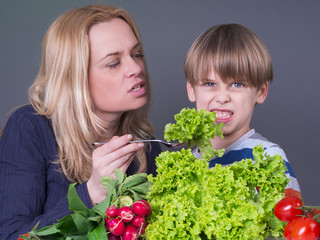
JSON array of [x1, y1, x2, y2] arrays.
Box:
[[233, 129, 280, 151], [230, 129, 288, 161]]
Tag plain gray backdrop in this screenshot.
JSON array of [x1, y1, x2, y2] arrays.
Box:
[[1, 0, 319, 204]]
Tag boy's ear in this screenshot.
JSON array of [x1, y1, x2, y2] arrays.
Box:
[[186, 81, 196, 102], [256, 81, 269, 104]]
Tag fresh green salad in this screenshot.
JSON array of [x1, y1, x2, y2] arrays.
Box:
[[146, 108, 289, 240], [164, 108, 224, 160]]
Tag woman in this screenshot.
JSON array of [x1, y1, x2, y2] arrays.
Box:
[[0, 4, 161, 239]]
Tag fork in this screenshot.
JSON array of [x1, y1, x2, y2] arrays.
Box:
[[92, 139, 186, 148]]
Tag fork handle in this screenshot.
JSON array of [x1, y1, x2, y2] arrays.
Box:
[[92, 140, 155, 146], [130, 140, 157, 143]]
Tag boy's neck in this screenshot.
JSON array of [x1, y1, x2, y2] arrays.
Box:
[[210, 128, 252, 150]]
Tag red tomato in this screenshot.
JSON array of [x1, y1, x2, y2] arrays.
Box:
[[291, 217, 320, 240], [274, 196, 303, 222], [307, 209, 320, 218], [284, 217, 302, 240]]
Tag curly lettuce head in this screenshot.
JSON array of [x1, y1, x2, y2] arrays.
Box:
[[164, 108, 224, 159], [146, 144, 288, 240]]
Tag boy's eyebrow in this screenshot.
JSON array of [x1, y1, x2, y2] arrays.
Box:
[[201, 77, 215, 82], [99, 42, 141, 62]]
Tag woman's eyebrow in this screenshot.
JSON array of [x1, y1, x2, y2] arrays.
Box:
[[99, 52, 119, 63], [99, 42, 140, 63], [131, 42, 141, 51]]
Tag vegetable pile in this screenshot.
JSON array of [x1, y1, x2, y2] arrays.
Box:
[[274, 196, 320, 240], [19, 107, 297, 239], [145, 108, 289, 239], [20, 169, 152, 240]]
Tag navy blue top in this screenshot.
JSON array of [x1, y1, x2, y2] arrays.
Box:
[[0, 105, 161, 239]]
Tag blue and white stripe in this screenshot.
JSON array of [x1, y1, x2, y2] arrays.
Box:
[[193, 129, 301, 192]]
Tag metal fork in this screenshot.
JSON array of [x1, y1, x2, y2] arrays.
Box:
[[92, 139, 186, 148]]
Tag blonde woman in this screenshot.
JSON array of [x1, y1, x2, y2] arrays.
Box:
[[0, 4, 161, 239]]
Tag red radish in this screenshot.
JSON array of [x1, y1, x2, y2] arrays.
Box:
[[107, 218, 125, 236], [122, 225, 139, 240], [117, 206, 135, 223], [132, 216, 146, 228], [17, 233, 29, 240], [106, 205, 118, 218], [107, 233, 121, 240], [105, 217, 111, 226], [137, 223, 147, 235], [132, 200, 151, 217]]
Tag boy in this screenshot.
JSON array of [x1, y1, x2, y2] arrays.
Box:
[[184, 23, 301, 198]]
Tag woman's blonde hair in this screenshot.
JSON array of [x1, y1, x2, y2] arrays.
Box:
[[29, 4, 153, 183], [184, 23, 273, 89]]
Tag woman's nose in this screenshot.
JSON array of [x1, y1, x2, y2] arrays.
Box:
[[125, 56, 143, 78]]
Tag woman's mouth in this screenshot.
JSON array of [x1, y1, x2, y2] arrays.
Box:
[[129, 82, 146, 96], [131, 84, 142, 92]]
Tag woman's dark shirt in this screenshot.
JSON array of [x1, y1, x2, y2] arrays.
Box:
[[0, 105, 161, 239]]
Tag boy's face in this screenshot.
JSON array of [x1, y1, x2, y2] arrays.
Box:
[[187, 69, 268, 140]]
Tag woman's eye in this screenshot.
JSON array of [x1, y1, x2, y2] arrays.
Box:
[[132, 52, 144, 58], [106, 61, 120, 69]]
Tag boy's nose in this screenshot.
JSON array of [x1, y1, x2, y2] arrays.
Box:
[[215, 91, 230, 104]]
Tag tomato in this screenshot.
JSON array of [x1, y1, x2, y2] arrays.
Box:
[[291, 217, 320, 240], [284, 217, 302, 240], [274, 196, 303, 222], [307, 209, 320, 218]]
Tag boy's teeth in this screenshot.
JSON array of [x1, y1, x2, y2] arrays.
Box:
[[131, 85, 141, 91], [215, 111, 231, 119]]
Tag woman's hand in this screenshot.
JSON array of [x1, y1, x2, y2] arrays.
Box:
[[87, 134, 144, 205]]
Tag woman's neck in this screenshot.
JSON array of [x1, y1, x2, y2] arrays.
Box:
[[97, 113, 122, 141]]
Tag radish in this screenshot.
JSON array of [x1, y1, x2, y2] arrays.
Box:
[[107, 218, 125, 236], [105, 217, 111, 226], [132, 216, 146, 228], [107, 233, 121, 240], [137, 223, 147, 235], [106, 205, 118, 218], [132, 200, 151, 217], [117, 206, 134, 223], [122, 225, 139, 240]]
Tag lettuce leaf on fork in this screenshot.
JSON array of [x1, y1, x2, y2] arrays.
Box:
[[164, 108, 224, 160]]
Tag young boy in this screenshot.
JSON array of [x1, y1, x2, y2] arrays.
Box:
[[184, 23, 301, 198]]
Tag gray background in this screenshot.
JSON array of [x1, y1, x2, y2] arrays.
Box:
[[1, 0, 319, 205]]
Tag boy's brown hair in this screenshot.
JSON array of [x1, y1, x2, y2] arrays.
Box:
[[184, 23, 273, 89]]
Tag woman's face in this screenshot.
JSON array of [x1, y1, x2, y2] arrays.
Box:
[[88, 18, 148, 123]]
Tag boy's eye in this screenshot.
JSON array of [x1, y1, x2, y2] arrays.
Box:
[[204, 82, 216, 87], [232, 82, 244, 88]]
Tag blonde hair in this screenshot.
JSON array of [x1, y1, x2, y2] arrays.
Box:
[[29, 4, 153, 183], [184, 23, 273, 89]]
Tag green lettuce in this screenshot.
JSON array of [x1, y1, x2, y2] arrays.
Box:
[[164, 108, 224, 160], [146, 145, 288, 240]]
